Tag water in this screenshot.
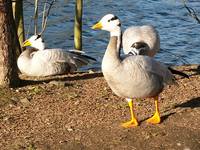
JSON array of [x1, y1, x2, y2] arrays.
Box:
[[23, 0, 200, 70]]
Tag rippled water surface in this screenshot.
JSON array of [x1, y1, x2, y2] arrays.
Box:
[[24, 0, 200, 70]]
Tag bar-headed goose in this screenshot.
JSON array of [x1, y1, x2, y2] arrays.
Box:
[[92, 16, 175, 127], [17, 35, 96, 77], [92, 14, 189, 78], [92, 14, 160, 56]]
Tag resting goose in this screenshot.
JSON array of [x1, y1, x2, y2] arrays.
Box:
[[17, 35, 96, 76], [92, 14, 189, 78], [92, 16, 175, 127]]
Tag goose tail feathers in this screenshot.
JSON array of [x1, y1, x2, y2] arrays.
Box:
[[69, 49, 96, 67], [168, 67, 189, 79]]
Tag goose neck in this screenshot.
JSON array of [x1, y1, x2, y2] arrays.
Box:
[[33, 42, 45, 51], [102, 36, 121, 72], [110, 27, 122, 51]]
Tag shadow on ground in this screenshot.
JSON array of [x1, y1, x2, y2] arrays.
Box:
[[18, 72, 103, 87], [175, 97, 200, 108], [159, 97, 200, 123]]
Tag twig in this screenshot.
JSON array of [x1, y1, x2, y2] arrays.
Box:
[[42, 0, 47, 30], [39, 0, 56, 35], [25, 3, 54, 38], [34, 0, 39, 35], [182, 0, 200, 24]]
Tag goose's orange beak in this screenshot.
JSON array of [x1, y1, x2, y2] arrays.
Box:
[[22, 40, 31, 47], [91, 22, 102, 29]]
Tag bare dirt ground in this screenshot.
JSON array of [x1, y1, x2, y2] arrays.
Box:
[[0, 65, 200, 150]]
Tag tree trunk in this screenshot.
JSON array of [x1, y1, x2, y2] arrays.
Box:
[[74, 0, 82, 50], [0, 0, 20, 87], [12, 0, 24, 53]]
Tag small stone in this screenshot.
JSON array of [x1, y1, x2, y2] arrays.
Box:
[[67, 128, 74, 132], [3, 116, 10, 121], [144, 135, 150, 139], [49, 81, 69, 87], [20, 98, 31, 106], [65, 125, 74, 132], [88, 69, 94, 73], [177, 142, 181, 146], [11, 97, 18, 101], [74, 100, 80, 105], [10, 97, 18, 105]]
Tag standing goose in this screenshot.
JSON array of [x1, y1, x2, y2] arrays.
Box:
[[92, 14, 189, 78], [92, 16, 175, 127], [17, 35, 96, 76]]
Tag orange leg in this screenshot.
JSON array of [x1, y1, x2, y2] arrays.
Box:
[[121, 99, 139, 128], [146, 96, 161, 124]]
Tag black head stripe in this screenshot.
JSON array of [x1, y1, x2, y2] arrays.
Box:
[[108, 15, 119, 22], [111, 16, 118, 21], [35, 34, 41, 40]]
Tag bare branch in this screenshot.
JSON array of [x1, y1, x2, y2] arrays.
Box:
[[39, 0, 56, 35], [182, 0, 200, 24], [34, 0, 39, 35], [42, 0, 47, 30]]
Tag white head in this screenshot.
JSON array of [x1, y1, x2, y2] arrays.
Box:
[[23, 35, 45, 50], [92, 14, 121, 36]]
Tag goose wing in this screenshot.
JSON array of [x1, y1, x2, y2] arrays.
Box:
[[30, 49, 76, 74], [121, 55, 174, 85], [34, 48, 94, 67], [67, 49, 96, 67], [33, 49, 76, 64]]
